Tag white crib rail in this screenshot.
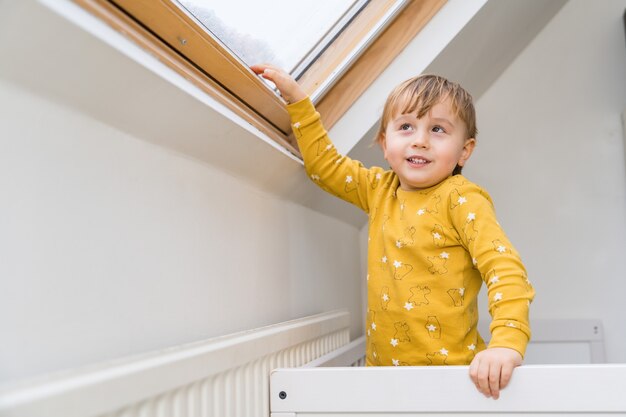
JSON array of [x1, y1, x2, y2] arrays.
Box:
[[0, 310, 351, 417], [270, 364, 626, 416]]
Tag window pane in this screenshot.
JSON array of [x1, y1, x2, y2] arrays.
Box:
[[177, 0, 361, 73]]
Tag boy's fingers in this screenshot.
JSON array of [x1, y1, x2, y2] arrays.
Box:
[[468, 356, 483, 389], [257, 67, 285, 84], [476, 361, 492, 397], [250, 64, 280, 80], [250, 64, 305, 103], [469, 348, 521, 400], [260, 69, 274, 80], [489, 364, 501, 399], [250, 64, 270, 74], [469, 356, 490, 397], [499, 363, 514, 389], [468, 358, 479, 384]]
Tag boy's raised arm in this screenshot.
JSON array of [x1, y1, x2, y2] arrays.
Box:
[[252, 63, 377, 214]]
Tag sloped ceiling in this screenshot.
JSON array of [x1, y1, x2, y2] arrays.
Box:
[[0, 0, 567, 228]]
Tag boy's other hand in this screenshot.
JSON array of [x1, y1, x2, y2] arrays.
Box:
[[468, 347, 522, 400], [250, 64, 307, 104]]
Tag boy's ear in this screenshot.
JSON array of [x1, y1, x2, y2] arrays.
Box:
[[458, 138, 476, 167]]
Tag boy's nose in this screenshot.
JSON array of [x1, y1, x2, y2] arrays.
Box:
[[411, 130, 429, 148]]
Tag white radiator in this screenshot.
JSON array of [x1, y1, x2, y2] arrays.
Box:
[[0, 310, 351, 417]]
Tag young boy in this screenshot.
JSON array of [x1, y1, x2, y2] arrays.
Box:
[[251, 64, 534, 400]]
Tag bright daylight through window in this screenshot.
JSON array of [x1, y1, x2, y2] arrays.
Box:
[[78, 0, 446, 156], [177, 0, 361, 76]]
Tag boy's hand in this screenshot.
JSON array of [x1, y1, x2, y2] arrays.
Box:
[[250, 64, 307, 104], [468, 347, 522, 399]]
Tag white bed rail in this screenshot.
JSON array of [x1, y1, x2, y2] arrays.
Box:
[[270, 364, 626, 416], [0, 310, 351, 417]]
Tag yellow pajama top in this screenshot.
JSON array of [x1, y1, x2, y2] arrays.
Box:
[[288, 98, 535, 366]]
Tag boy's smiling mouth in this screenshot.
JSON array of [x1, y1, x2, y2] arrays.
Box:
[[407, 156, 431, 166]]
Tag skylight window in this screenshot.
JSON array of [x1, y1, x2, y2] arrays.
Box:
[[81, 0, 447, 157], [177, 0, 362, 75]]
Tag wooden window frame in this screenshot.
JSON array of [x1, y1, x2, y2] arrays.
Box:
[[314, 0, 446, 129], [294, 0, 402, 97], [73, 0, 446, 159]]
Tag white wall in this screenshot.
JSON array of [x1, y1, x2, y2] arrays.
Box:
[[2, 0, 624, 388], [467, 0, 626, 362], [0, 79, 364, 385], [356, 0, 626, 363]]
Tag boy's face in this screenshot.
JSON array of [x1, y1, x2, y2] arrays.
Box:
[[381, 98, 475, 191]]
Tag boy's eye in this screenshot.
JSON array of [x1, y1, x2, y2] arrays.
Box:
[[432, 125, 446, 133], [400, 123, 413, 131]]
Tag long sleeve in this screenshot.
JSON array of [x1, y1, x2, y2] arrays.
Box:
[[287, 97, 388, 214], [447, 182, 535, 356]]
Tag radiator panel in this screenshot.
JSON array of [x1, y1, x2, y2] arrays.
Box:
[[0, 311, 351, 417]]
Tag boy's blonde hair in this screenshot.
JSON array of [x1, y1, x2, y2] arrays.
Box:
[[375, 74, 477, 175]]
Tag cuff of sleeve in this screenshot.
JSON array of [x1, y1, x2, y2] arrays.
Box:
[[286, 97, 316, 125], [488, 326, 530, 358]]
